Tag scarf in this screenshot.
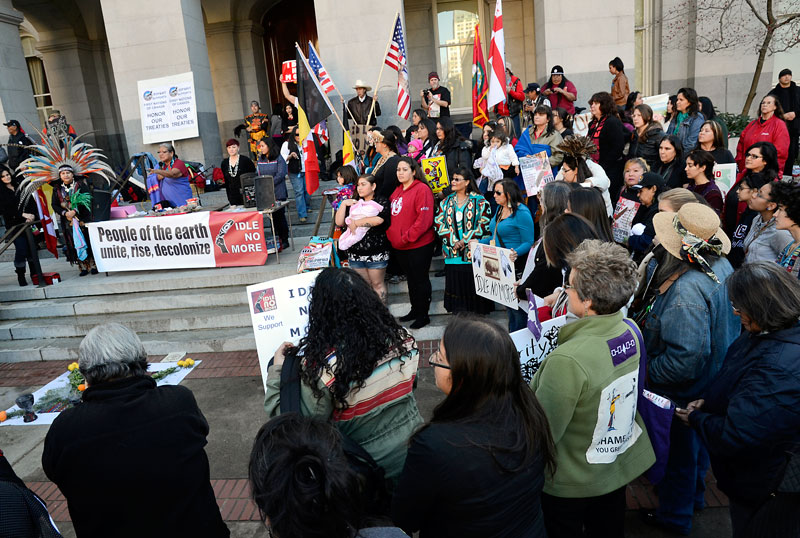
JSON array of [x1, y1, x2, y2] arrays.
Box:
[[587, 116, 606, 162], [673, 214, 724, 283], [673, 112, 689, 134]]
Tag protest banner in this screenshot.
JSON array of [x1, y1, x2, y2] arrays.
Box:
[[280, 60, 297, 83], [421, 155, 450, 193], [519, 152, 554, 195], [511, 315, 568, 382], [470, 242, 518, 309], [348, 121, 370, 156], [713, 162, 737, 197], [572, 112, 593, 137], [642, 93, 670, 118], [137, 71, 199, 144], [612, 197, 640, 243], [87, 211, 267, 272], [247, 271, 320, 391]]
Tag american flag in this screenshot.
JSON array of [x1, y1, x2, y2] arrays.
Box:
[[384, 15, 411, 120], [313, 120, 329, 144], [307, 42, 335, 94]]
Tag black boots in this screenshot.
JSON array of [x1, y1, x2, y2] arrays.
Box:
[[15, 267, 27, 287]]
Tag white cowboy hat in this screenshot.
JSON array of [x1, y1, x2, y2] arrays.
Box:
[[352, 80, 372, 91]]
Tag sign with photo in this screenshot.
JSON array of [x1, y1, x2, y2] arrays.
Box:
[[421, 156, 450, 194], [519, 152, 555, 195], [247, 271, 320, 391], [612, 198, 640, 243], [470, 243, 518, 309], [347, 121, 371, 157]]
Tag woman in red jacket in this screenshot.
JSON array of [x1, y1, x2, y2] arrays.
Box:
[[388, 157, 436, 329], [493, 66, 525, 138], [736, 94, 790, 174]]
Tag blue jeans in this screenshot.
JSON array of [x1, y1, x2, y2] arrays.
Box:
[[288, 172, 312, 219], [655, 419, 710, 533], [507, 306, 527, 332]]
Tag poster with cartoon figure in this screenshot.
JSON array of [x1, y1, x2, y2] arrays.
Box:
[[421, 156, 450, 193], [511, 315, 569, 382], [586, 369, 643, 464], [470, 243, 518, 309]]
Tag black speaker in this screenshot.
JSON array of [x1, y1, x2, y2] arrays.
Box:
[[254, 175, 275, 211], [240, 172, 257, 208], [92, 189, 112, 222]]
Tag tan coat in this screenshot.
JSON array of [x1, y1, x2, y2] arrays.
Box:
[[611, 72, 630, 106]]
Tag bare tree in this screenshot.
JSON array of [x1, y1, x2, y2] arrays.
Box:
[[662, 0, 800, 115]]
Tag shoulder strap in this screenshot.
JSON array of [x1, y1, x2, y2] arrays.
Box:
[[623, 318, 647, 388], [279, 354, 303, 414]]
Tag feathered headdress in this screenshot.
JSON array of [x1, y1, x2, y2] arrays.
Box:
[[557, 135, 597, 159], [12, 126, 115, 204]]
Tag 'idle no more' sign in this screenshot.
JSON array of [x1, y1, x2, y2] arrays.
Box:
[[247, 271, 320, 392]]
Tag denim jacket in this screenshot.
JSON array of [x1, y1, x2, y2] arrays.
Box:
[[642, 257, 740, 406], [667, 113, 705, 151]]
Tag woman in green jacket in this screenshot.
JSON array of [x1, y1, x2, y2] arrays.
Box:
[[530, 239, 655, 538], [434, 166, 492, 314], [264, 268, 423, 487]]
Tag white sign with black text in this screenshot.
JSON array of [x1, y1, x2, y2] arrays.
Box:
[[137, 71, 199, 144], [470, 243, 518, 309]]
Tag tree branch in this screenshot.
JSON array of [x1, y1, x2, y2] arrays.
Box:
[[744, 0, 769, 26]]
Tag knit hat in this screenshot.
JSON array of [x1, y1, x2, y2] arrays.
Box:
[[428, 72, 439, 81]]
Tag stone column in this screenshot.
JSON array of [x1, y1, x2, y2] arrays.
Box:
[[100, 0, 221, 165], [0, 0, 38, 128]]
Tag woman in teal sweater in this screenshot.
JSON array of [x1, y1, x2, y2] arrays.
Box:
[[530, 240, 655, 538], [434, 166, 492, 314], [478, 179, 535, 330]]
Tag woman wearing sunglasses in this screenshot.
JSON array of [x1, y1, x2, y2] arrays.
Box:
[[393, 316, 555, 537]]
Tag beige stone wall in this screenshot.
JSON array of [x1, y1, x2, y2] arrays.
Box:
[[0, 1, 40, 129]]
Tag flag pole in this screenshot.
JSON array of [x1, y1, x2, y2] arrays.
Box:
[[366, 12, 399, 127], [295, 42, 350, 138], [308, 41, 359, 127]]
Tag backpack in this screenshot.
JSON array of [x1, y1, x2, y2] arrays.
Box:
[[279, 354, 392, 516]]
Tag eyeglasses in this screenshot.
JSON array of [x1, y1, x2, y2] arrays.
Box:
[[428, 350, 451, 370], [737, 184, 752, 192], [745, 153, 762, 160], [753, 190, 771, 201], [436, 127, 444, 131], [564, 284, 574, 291], [493, 191, 504, 196], [731, 301, 741, 314]]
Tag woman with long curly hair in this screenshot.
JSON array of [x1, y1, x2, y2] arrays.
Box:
[[263, 267, 423, 487]]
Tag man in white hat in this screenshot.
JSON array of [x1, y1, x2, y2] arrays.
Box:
[[343, 81, 380, 127]]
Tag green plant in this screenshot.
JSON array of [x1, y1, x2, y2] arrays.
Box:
[[717, 113, 751, 138]]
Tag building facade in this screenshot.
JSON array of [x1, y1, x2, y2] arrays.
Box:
[[0, 0, 796, 168]]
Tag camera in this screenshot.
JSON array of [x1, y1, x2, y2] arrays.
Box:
[[422, 88, 431, 97]]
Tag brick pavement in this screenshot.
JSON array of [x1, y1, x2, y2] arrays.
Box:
[[5, 345, 731, 523]]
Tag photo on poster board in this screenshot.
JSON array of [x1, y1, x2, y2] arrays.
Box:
[[519, 152, 554, 195], [247, 271, 320, 392], [421, 156, 450, 194], [470, 242, 518, 309], [612, 198, 640, 243]]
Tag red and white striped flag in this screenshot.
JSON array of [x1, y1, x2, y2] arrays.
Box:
[[34, 188, 58, 259], [307, 42, 335, 94], [487, 0, 506, 109], [383, 15, 411, 120], [312, 120, 329, 144]]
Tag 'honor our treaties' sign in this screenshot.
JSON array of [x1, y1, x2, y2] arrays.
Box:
[[137, 71, 199, 144]]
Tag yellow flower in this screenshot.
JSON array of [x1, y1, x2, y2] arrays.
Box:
[[185, 358, 195, 367], [177, 360, 186, 367], [68, 362, 79, 372]]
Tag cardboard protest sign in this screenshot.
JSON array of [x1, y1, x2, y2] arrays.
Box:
[[280, 60, 297, 83], [470, 242, 518, 309], [421, 156, 450, 193], [347, 121, 370, 156], [247, 271, 320, 391], [713, 163, 737, 197], [519, 152, 554, 195], [572, 112, 593, 137], [642, 93, 670, 118], [511, 315, 568, 382], [612, 198, 640, 243]]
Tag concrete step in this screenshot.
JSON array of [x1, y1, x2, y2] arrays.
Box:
[[2, 305, 252, 341], [0, 327, 259, 363]]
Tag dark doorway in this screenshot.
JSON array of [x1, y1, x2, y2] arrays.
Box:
[[262, 0, 318, 116]]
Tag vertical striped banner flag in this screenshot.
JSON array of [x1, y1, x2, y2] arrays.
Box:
[[472, 24, 489, 127], [487, 0, 506, 108]]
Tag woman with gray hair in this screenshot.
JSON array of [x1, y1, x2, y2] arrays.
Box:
[[677, 261, 800, 537], [42, 323, 229, 538], [530, 240, 655, 538]]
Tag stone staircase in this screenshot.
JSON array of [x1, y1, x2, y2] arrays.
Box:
[[0, 185, 505, 363]]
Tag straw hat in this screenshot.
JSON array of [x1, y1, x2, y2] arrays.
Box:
[[353, 80, 372, 91], [652, 203, 731, 260]]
